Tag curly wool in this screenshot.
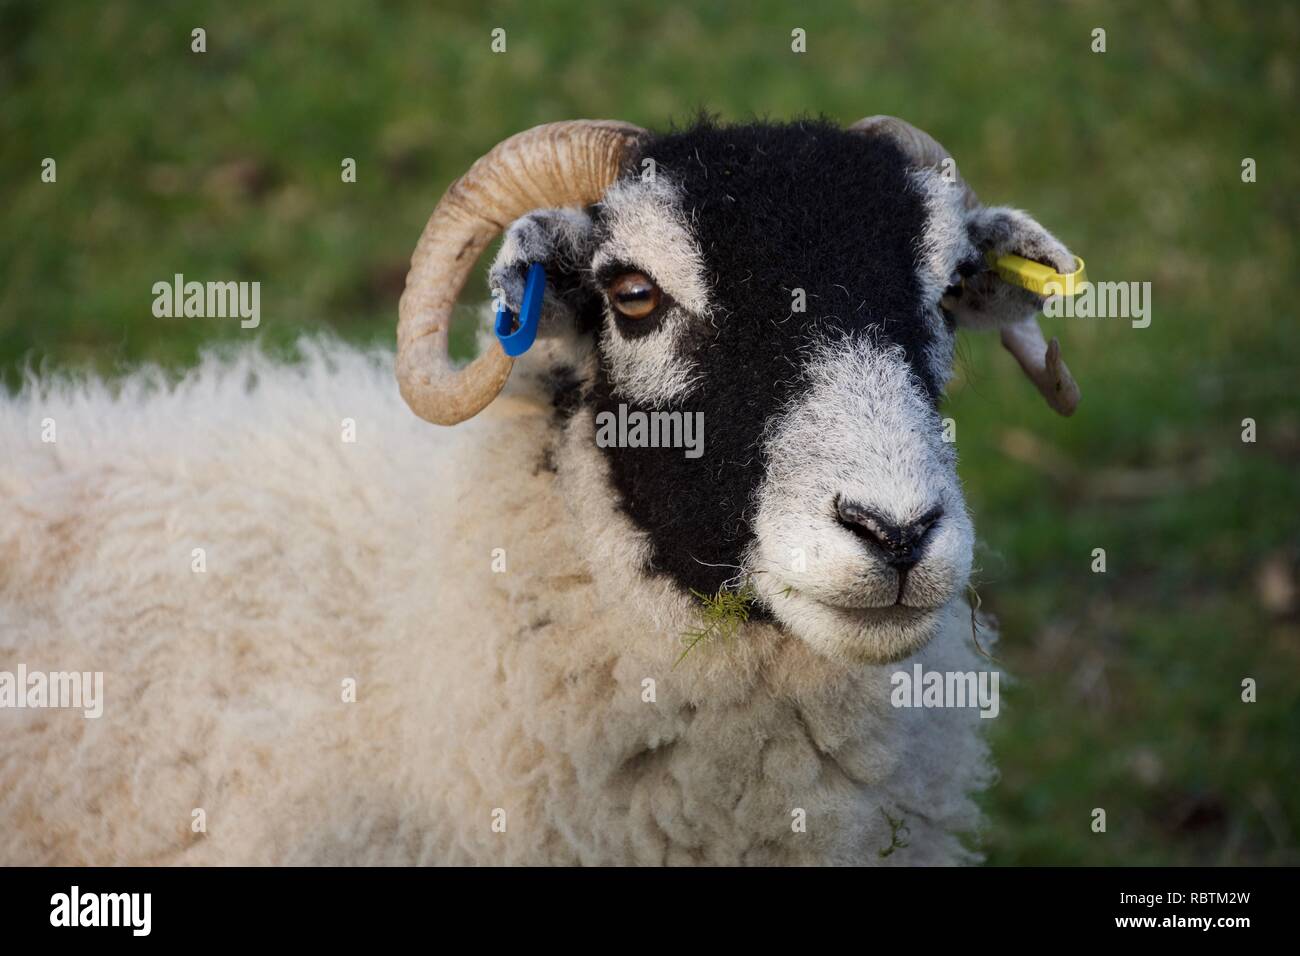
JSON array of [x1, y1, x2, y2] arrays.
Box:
[[0, 338, 994, 865]]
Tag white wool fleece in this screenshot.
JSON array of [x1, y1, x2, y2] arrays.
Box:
[[0, 338, 995, 865]]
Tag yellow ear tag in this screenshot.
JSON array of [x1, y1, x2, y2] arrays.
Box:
[[986, 251, 1087, 297]]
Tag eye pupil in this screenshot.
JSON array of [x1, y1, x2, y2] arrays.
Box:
[[607, 272, 661, 319]]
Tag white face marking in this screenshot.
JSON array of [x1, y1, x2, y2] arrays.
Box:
[[908, 168, 977, 389], [597, 303, 700, 406], [591, 178, 710, 405], [593, 178, 711, 313], [909, 168, 973, 305], [746, 338, 974, 663]]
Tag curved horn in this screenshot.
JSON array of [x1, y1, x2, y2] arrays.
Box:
[[397, 120, 645, 425], [849, 115, 978, 210]]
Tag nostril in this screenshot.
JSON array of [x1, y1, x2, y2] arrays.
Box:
[[835, 496, 944, 566], [835, 497, 895, 550]]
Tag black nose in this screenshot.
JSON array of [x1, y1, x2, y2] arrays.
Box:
[[835, 497, 944, 569]]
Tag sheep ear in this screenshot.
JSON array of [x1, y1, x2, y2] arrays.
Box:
[[942, 206, 1075, 332], [488, 208, 600, 334], [943, 206, 1081, 416]]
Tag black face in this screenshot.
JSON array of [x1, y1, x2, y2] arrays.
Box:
[[583, 119, 947, 598]]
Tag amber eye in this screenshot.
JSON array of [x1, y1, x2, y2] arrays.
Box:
[[606, 272, 661, 319]]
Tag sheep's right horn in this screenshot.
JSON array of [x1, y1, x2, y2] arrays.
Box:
[[397, 120, 645, 425]]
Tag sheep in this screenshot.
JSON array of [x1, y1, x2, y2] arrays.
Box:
[[0, 116, 1080, 865]]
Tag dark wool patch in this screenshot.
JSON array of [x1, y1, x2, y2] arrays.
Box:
[[588, 118, 943, 597], [535, 364, 587, 476], [547, 364, 586, 421]]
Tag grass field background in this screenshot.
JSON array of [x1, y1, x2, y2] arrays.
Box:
[[3, 0, 1297, 864]]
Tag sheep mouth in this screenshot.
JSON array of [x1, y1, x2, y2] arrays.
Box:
[[759, 580, 949, 663], [773, 582, 946, 615], [809, 597, 937, 628]]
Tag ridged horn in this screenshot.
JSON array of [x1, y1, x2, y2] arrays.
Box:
[[397, 120, 645, 425]]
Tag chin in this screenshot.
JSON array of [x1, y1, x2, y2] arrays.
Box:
[[764, 586, 948, 664]]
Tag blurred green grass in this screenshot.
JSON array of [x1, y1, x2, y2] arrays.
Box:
[[3, 0, 1297, 864]]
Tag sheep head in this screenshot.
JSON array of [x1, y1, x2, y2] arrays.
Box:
[[398, 117, 1080, 664]]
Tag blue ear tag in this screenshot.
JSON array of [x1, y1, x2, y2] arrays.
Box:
[[494, 263, 546, 357]]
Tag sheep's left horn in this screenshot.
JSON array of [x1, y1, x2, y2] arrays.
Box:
[[849, 115, 978, 211], [397, 120, 645, 425]]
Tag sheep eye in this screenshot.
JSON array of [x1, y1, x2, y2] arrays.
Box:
[[606, 272, 661, 319]]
